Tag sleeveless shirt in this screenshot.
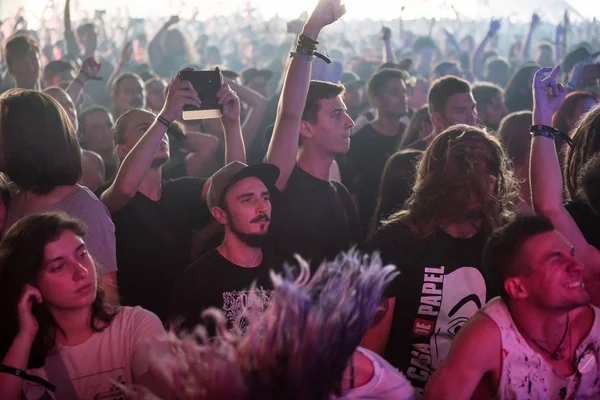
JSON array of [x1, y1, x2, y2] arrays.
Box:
[[481, 297, 600, 400]]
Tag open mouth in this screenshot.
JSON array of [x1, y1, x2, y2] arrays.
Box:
[[564, 281, 584, 289]]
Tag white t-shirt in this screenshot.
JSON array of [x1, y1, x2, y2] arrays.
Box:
[[23, 306, 165, 400], [337, 347, 415, 400]]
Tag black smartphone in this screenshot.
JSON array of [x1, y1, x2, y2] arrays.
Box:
[[179, 70, 222, 120]]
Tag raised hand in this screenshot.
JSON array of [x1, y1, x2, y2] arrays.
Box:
[[166, 15, 179, 27], [78, 57, 101, 81], [531, 13, 541, 28], [216, 68, 241, 126], [160, 69, 202, 123], [306, 0, 346, 33], [488, 18, 501, 36], [379, 26, 392, 41], [17, 285, 42, 339], [533, 66, 566, 124]]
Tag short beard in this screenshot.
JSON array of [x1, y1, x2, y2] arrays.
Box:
[[228, 217, 269, 248]]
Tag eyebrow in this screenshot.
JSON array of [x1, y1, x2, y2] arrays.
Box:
[[45, 244, 85, 265]]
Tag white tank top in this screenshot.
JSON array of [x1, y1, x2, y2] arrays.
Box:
[[481, 297, 600, 400]]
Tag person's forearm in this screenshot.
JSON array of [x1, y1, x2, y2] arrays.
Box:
[[555, 31, 562, 63], [266, 23, 320, 181], [0, 334, 35, 400], [223, 120, 245, 164], [522, 27, 535, 61], [382, 39, 395, 63], [530, 113, 563, 215], [227, 81, 268, 146], [111, 121, 168, 197]]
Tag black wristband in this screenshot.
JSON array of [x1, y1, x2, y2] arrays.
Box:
[[0, 364, 56, 392], [530, 124, 574, 148], [156, 116, 187, 142]]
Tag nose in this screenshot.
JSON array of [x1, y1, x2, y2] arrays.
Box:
[[468, 109, 478, 125], [567, 257, 585, 275], [72, 262, 89, 280], [346, 114, 355, 129]]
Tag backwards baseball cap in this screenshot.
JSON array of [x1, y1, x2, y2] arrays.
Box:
[[206, 161, 280, 210], [240, 68, 273, 85]]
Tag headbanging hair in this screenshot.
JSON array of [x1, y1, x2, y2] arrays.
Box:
[[385, 125, 519, 238], [125, 250, 398, 400]]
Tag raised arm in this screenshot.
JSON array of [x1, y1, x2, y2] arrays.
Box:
[[266, 0, 346, 191], [106, 41, 133, 96], [380, 26, 396, 64], [472, 19, 500, 80], [225, 78, 268, 149], [530, 66, 600, 281], [0, 286, 42, 400], [148, 16, 179, 71], [217, 71, 246, 164], [101, 70, 201, 212], [66, 57, 101, 104], [424, 313, 501, 400], [521, 13, 540, 61], [63, 0, 79, 57]]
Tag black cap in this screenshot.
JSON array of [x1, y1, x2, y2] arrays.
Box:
[[240, 68, 273, 85], [207, 161, 280, 210]]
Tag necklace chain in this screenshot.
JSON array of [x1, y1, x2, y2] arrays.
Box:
[[518, 315, 570, 360]]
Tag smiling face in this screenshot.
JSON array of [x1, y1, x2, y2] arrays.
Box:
[[513, 231, 589, 312], [37, 230, 97, 311]]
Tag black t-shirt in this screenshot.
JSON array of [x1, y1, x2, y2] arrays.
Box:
[[269, 165, 363, 270], [111, 177, 211, 322], [170, 248, 277, 332], [343, 123, 406, 234], [373, 150, 422, 229], [368, 222, 489, 397], [565, 199, 600, 250]]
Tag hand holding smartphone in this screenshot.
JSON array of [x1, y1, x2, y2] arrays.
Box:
[[179, 70, 223, 120]]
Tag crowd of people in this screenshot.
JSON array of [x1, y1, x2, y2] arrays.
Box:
[[0, 0, 600, 398]]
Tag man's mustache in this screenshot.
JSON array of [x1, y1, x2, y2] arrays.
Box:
[[251, 214, 271, 223]]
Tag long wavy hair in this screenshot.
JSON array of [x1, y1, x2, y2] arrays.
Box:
[[0, 212, 116, 369], [127, 250, 398, 400], [563, 105, 600, 200], [385, 125, 519, 238]]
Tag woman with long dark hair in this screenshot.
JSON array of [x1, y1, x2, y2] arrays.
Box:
[[0, 212, 165, 399]]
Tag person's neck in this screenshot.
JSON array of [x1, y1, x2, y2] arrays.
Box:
[[52, 307, 95, 347], [423, 129, 440, 145], [297, 146, 335, 181], [15, 186, 80, 213], [439, 218, 482, 239], [509, 300, 570, 352], [218, 233, 263, 268], [137, 168, 162, 201], [16, 80, 40, 91], [371, 113, 402, 136]]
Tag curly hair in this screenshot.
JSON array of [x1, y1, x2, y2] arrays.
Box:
[[385, 125, 519, 238], [563, 105, 600, 200]]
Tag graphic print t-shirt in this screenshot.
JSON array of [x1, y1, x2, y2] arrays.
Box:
[[22, 307, 166, 400], [369, 223, 489, 397], [170, 248, 277, 332]]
